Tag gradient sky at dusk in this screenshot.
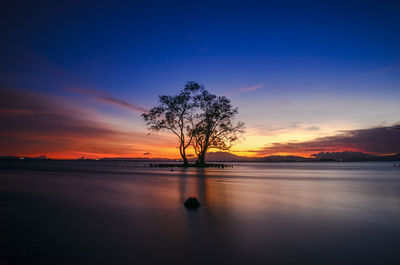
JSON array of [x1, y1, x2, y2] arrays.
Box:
[[1, 0, 399, 158]]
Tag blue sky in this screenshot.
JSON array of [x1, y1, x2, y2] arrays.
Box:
[[1, 0, 399, 158]]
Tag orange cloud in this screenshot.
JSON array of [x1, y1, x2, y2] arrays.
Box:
[[0, 88, 173, 159], [255, 124, 400, 157]]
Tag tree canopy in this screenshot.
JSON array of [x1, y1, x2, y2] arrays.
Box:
[[142, 81, 244, 167], [191, 89, 245, 166]]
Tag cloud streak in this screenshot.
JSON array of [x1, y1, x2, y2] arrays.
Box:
[[66, 87, 148, 113], [228, 84, 263, 97], [239, 84, 263, 92]]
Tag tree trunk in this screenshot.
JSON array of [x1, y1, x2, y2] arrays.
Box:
[[196, 151, 206, 167], [196, 138, 209, 167], [182, 156, 189, 167], [180, 144, 189, 167]]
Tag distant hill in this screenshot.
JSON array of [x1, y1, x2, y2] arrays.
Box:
[[205, 151, 400, 162], [205, 152, 260, 162], [378, 153, 400, 161], [311, 151, 376, 161], [0, 155, 48, 160], [0, 156, 20, 160], [263, 155, 314, 162], [99, 157, 175, 162], [311, 152, 400, 162]]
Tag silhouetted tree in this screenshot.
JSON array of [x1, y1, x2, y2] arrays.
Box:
[[191, 89, 245, 167], [142, 82, 203, 166], [142, 81, 244, 167]]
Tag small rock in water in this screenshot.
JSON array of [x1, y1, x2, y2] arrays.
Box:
[[184, 197, 201, 209]]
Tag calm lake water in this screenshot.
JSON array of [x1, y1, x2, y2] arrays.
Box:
[[1, 161, 400, 265]]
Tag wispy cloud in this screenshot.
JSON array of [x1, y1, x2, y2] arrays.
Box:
[[304, 126, 320, 131], [66, 87, 148, 113], [239, 84, 263, 93], [228, 84, 263, 97], [249, 122, 321, 136]]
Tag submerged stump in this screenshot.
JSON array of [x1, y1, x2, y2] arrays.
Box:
[[184, 197, 201, 209]]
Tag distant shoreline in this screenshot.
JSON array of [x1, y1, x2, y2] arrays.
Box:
[[2, 151, 399, 163], [1, 158, 400, 163]]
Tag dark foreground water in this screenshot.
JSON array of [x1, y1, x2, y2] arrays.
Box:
[[1, 161, 400, 265]]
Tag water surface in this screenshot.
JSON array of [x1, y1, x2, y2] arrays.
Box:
[[1, 161, 399, 264]]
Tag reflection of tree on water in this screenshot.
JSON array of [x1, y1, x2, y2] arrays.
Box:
[[179, 168, 239, 263], [178, 168, 209, 206], [178, 167, 230, 223], [195, 168, 207, 204], [178, 168, 188, 203], [178, 168, 229, 209]]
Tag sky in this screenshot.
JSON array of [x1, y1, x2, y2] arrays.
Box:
[[0, 0, 399, 159]]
